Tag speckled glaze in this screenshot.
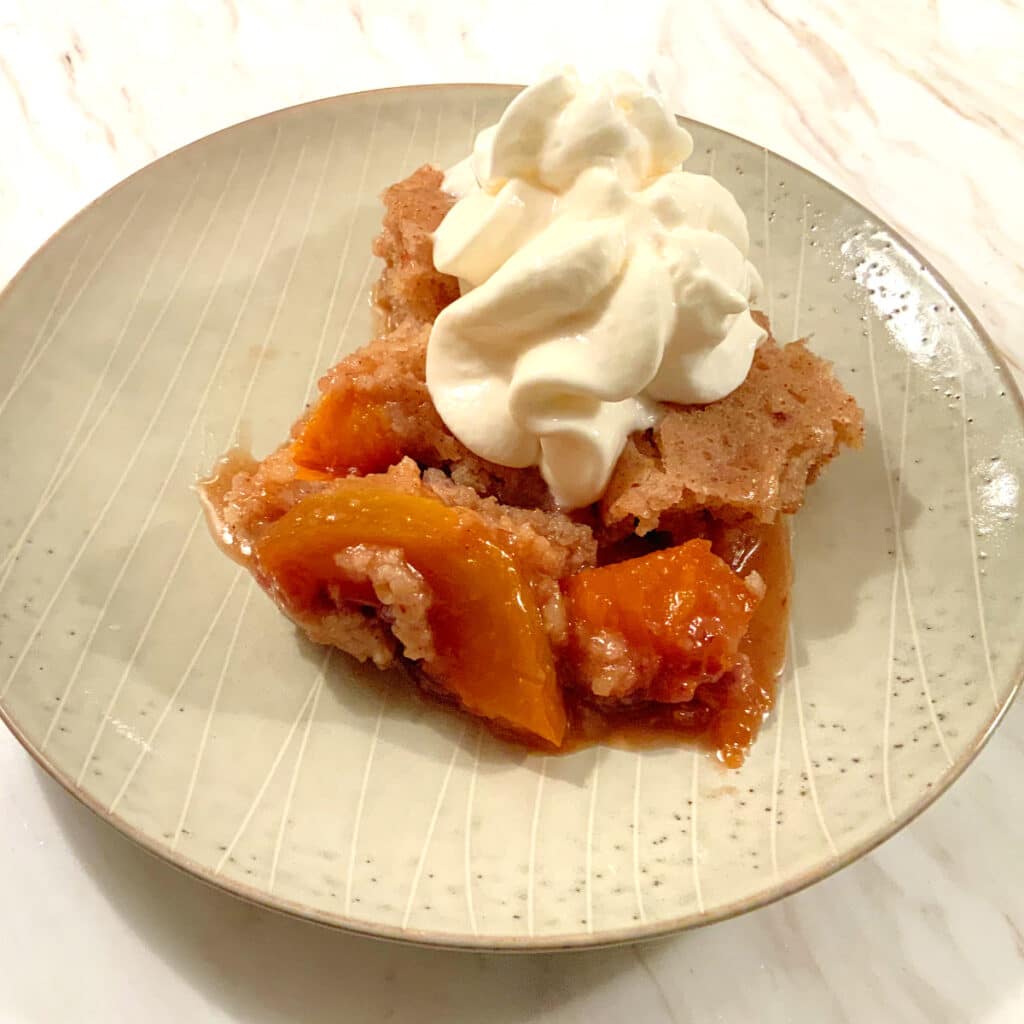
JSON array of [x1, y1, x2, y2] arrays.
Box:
[[0, 85, 1021, 950]]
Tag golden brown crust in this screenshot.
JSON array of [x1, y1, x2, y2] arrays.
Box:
[[601, 336, 865, 530], [372, 165, 461, 328]]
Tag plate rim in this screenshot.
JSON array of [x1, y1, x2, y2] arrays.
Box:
[[1, 81, 1022, 952]]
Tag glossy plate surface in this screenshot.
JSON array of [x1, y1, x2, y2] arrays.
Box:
[[1, 85, 1022, 949]]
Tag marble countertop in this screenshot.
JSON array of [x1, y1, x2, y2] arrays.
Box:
[[1, 2, 1022, 1021]]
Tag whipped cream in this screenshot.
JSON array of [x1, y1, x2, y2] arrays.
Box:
[[426, 68, 765, 509]]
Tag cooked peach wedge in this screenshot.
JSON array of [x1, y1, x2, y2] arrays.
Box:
[[291, 390, 401, 477], [254, 480, 567, 746], [564, 541, 761, 705]]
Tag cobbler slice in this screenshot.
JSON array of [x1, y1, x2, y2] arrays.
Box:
[[202, 166, 863, 765]]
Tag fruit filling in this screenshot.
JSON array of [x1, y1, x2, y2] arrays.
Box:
[[254, 481, 567, 746], [563, 540, 761, 705]]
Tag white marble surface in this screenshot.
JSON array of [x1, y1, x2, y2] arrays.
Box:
[[1, 1, 1022, 1021]]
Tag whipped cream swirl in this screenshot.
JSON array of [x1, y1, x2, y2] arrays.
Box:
[[426, 68, 764, 509]]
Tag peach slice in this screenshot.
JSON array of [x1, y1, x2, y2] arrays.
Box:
[[254, 481, 566, 746], [291, 390, 401, 476], [563, 540, 758, 704]]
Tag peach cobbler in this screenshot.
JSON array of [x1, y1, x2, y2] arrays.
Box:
[[201, 71, 863, 766]]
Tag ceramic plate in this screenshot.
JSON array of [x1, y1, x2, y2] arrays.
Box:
[[1, 85, 1022, 950]]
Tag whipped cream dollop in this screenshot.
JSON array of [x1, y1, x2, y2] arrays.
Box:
[[426, 68, 765, 509]]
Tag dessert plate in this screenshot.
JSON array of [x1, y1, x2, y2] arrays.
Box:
[[1, 85, 1021, 950]]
